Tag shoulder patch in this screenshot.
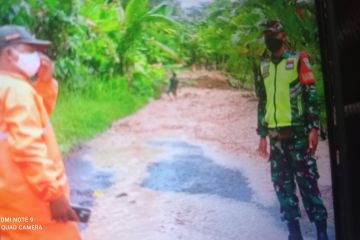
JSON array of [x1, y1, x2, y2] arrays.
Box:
[[261, 63, 270, 78], [302, 56, 312, 69], [299, 52, 315, 85]]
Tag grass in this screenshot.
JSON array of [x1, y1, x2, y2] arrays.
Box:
[[51, 77, 148, 154]]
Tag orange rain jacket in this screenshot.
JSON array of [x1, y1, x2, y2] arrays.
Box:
[[0, 72, 81, 240]]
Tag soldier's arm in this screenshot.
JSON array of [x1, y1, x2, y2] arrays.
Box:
[[299, 52, 320, 130], [304, 84, 320, 130], [255, 67, 268, 137]]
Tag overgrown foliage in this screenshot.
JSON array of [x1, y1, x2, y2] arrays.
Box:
[[181, 0, 320, 85], [180, 0, 326, 123], [0, 0, 177, 97], [0, 0, 327, 148], [0, 0, 322, 94]]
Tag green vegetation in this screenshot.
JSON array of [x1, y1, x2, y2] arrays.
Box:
[[1, 0, 326, 152], [51, 77, 148, 153], [1, 0, 173, 152], [179, 0, 325, 123]]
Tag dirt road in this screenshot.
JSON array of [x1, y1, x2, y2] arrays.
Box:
[[65, 71, 335, 240]]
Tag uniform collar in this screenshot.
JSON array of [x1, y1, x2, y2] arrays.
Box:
[[271, 50, 289, 64], [282, 51, 289, 58]]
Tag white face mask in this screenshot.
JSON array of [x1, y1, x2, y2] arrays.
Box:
[[12, 48, 41, 78]]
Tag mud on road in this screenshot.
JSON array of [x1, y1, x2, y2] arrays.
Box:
[[66, 71, 335, 240]]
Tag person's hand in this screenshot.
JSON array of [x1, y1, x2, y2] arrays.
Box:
[[308, 128, 319, 156], [49, 194, 79, 222], [257, 136, 269, 158], [37, 54, 53, 83]]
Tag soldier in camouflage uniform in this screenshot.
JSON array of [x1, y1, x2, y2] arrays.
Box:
[[255, 20, 328, 240]]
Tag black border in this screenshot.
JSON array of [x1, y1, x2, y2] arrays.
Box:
[[315, 0, 352, 239]]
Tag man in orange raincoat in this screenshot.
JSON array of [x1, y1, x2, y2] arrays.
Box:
[[0, 25, 81, 239]]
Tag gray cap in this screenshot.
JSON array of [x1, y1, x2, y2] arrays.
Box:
[[0, 25, 51, 49]]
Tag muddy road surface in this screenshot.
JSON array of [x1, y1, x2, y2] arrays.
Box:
[[65, 71, 335, 240]]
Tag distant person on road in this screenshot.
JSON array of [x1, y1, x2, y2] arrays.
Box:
[[0, 25, 81, 240], [255, 20, 328, 240], [167, 71, 179, 100]]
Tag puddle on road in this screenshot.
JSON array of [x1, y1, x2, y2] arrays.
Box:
[[64, 151, 115, 229], [65, 152, 115, 207], [142, 139, 336, 239], [142, 139, 253, 202], [143, 139, 283, 229]]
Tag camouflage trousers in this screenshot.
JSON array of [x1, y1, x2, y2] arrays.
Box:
[[268, 127, 328, 223]]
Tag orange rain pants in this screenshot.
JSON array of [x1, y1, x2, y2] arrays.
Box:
[[0, 72, 81, 240]]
